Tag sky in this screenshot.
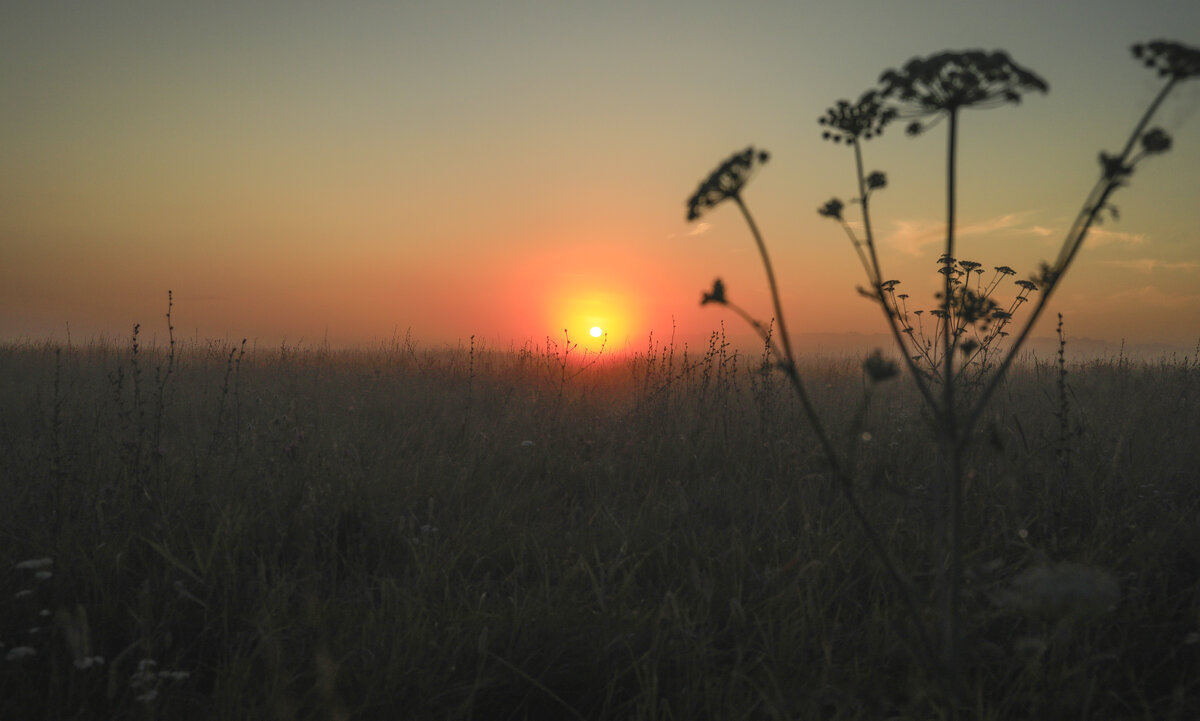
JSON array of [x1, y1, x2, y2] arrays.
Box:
[[3, 1, 1199, 353]]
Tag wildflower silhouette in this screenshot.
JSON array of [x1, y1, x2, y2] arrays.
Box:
[[972, 40, 1200, 432], [1132, 40, 1200, 79], [688, 147, 943, 681], [700, 278, 726, 306], [885, 258, 1039, 386], [873, 48, 1052, 676], [689, 38, 1198, 705], [686, 146, 794, 370], [818, 90, 896, 144], [699, 277, 766, 336]]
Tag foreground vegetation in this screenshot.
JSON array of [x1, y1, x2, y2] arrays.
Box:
[[2, 334, 1198, 719]]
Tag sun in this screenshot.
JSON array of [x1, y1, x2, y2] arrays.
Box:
[[589, 326, 603, 338]]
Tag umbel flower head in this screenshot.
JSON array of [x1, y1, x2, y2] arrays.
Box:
[[686, 146, 769, 221], [819, 90, 897, 144], [1132, 40, 1200, 80], [878, 50, 1047, 129]]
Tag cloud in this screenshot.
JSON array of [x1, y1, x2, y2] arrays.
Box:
[[1100, 258, 1200, 273], [667, 221, 712, 241], [1083, 227, 1148, 247], [878, 211, 1155, 257], [882, 213, 1027, 256]]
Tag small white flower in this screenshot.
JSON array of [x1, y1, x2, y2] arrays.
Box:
[[39, 609, 51, 617], [13, 590, 33, 600], [15, 558, 53, 571], [136, 689, 159, 703], [520, 440, 534, 447], [74, 655, 105, 670], [5, 646, 36, 661], [34, 571, 53, 581]]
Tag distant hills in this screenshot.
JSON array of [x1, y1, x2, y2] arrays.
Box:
[[789, 332, 1195, 362]]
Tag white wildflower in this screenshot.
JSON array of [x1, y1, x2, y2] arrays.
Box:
[[5, 646, 36, 661], [14, 558, 53, 571], [1000, 562, 1120, 619], [74, 655, 105, 670]]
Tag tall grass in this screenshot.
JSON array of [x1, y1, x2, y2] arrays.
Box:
[[2, 333, 1198, 719]]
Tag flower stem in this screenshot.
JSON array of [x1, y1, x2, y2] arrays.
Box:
[[730, 193, 944, 683], [853, 140, 940, 415], [939, 107, 963, 680]]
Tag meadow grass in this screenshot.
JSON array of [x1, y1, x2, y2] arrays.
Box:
[[2, 334, 1197, 719]]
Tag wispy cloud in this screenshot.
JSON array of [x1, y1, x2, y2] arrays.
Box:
[[879, 211, 1153, 256], [668, 221, 712, 241], [882, 213, 1028, 255], [1100, 258, 1200, 273], [1084, 227, 1149, 247]]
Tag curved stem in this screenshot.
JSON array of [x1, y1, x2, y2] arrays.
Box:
[[725, 194, 943, 681], [852, 140, 941, 416], [734, 195, 796, 367]]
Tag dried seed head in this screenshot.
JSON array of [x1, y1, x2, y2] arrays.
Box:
[[879, 49, 1047, 115], [1131, 40, 1200, 80], [818, 90, 898, 143], [686, 147, 769, 222], [1141, 128, 1172, 154]]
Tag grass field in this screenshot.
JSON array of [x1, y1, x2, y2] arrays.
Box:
[[2, 332, 1198, 719]]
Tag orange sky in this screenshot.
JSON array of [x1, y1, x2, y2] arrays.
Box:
[[2, 2, 1198, 352]]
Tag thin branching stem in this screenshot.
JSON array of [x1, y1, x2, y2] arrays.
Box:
[[961, 77, 1179, 441]]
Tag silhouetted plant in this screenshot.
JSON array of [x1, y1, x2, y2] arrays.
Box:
[[883, 259, 1038, 388], [687, 147, 943, 681], [687, 39, 1198, 707]]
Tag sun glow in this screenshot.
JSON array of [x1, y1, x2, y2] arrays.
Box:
[[589, 326, 603, 338]]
